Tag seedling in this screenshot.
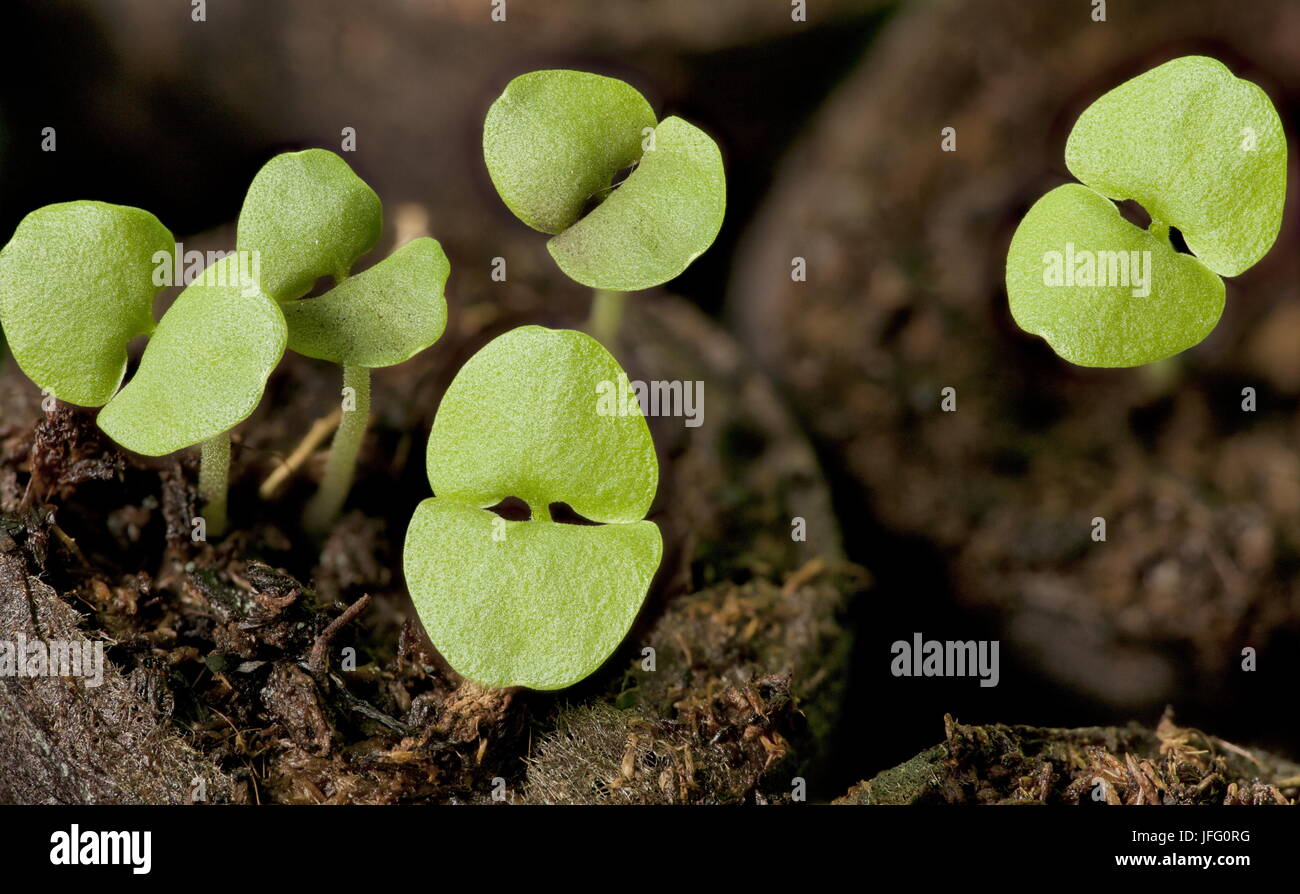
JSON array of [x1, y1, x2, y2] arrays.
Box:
[[1006, 56, 1285, 367], [403, 325, 662, 690], [236, 151, 450, 533], [483, 69, 726, 344], [0, 205, 252, 535], [0, 150, 448, 536]]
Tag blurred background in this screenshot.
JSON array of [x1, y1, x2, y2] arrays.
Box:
[[2, 0, 1298, 795]]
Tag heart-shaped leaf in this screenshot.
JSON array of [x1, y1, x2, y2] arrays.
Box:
[[484, 69, 657, 235], [407, 325, 661, 690], [1065, 55, 1286, 277], [548, 116, 726, 292], [0, 201, 173, 406], [1006, 184, 1225, 367], [426, 326, 657, 524], [98, 255, 286, 455], [283, 237, 449, 367], [404, 499, 661, 690], [237, 149, 383, 301]]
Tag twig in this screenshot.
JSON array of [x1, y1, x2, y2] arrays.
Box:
[[308, 592, 371, 674], [782, 555, 827, 596], [49, 522, 89, 567], [259, 407, 343, 500]]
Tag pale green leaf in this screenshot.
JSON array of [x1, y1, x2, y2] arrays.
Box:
[[410, 325, 662, 690], [0, 201, 172, 406], [427, 326, 657, 523], [98, 255, 286, 455], [283, 237, 449, 367], [548, 116, 726, 291], [1065, 55, 1286, 277], [404, 499, 661, 690], [237, 149, 382, 300], [484, 70, 656, 235], [1006, 184, 1225, 368]]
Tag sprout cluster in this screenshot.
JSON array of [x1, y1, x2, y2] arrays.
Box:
[[1, 67, 721, 693], [0, 149, 448, 534]]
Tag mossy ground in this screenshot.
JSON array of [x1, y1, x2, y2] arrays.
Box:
[[838, 712, 1299, 805]]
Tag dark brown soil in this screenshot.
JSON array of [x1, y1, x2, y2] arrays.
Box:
[[0, 281, 862, 804]]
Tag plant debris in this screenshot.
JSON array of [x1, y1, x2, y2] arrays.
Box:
[[837, 710, 1299, 805]]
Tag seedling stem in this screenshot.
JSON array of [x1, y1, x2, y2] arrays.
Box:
[[199, 432, 231, 537], [305, 363, 371, 533], [588, 289, 625, 347]]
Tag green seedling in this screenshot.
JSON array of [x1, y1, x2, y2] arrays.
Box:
[[0, 200, 234, 509], [1006, 56, 1285, 367], [483, 69, 726, 345], [236, 151, 450, 534], [0, 150, 447, 537], [404, 325, 661, 690]]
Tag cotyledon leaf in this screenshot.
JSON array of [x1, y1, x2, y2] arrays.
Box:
[[1006, 184, 1225, 368], [237, 148, 383, 301], [0, 201, 173, 406], [1065, 55, 1286, 278], [484, 70, 657, 235], [404, 499, 662, 690], [283, 237, 449, 367], [409, 324, 662, 690], [548, 116, 726, 292], [426, 326, 658, 524], [98, 255, 286, 455]]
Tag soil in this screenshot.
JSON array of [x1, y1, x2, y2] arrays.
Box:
[[0, 282, 862, 804]]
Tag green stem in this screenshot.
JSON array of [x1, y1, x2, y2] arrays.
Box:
[[587, 289, 625, 347], [198, 432, 230, 539], [304, 364, 371, 535]]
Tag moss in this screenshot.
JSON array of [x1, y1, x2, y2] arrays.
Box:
[[837, 712, 1300, 805]]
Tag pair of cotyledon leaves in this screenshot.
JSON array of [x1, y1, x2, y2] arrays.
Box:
[[1007, 56, 1286, 367], [404, 325, 661, 691], [484, 69, 727, 291], [0, 149, 449, 454]]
